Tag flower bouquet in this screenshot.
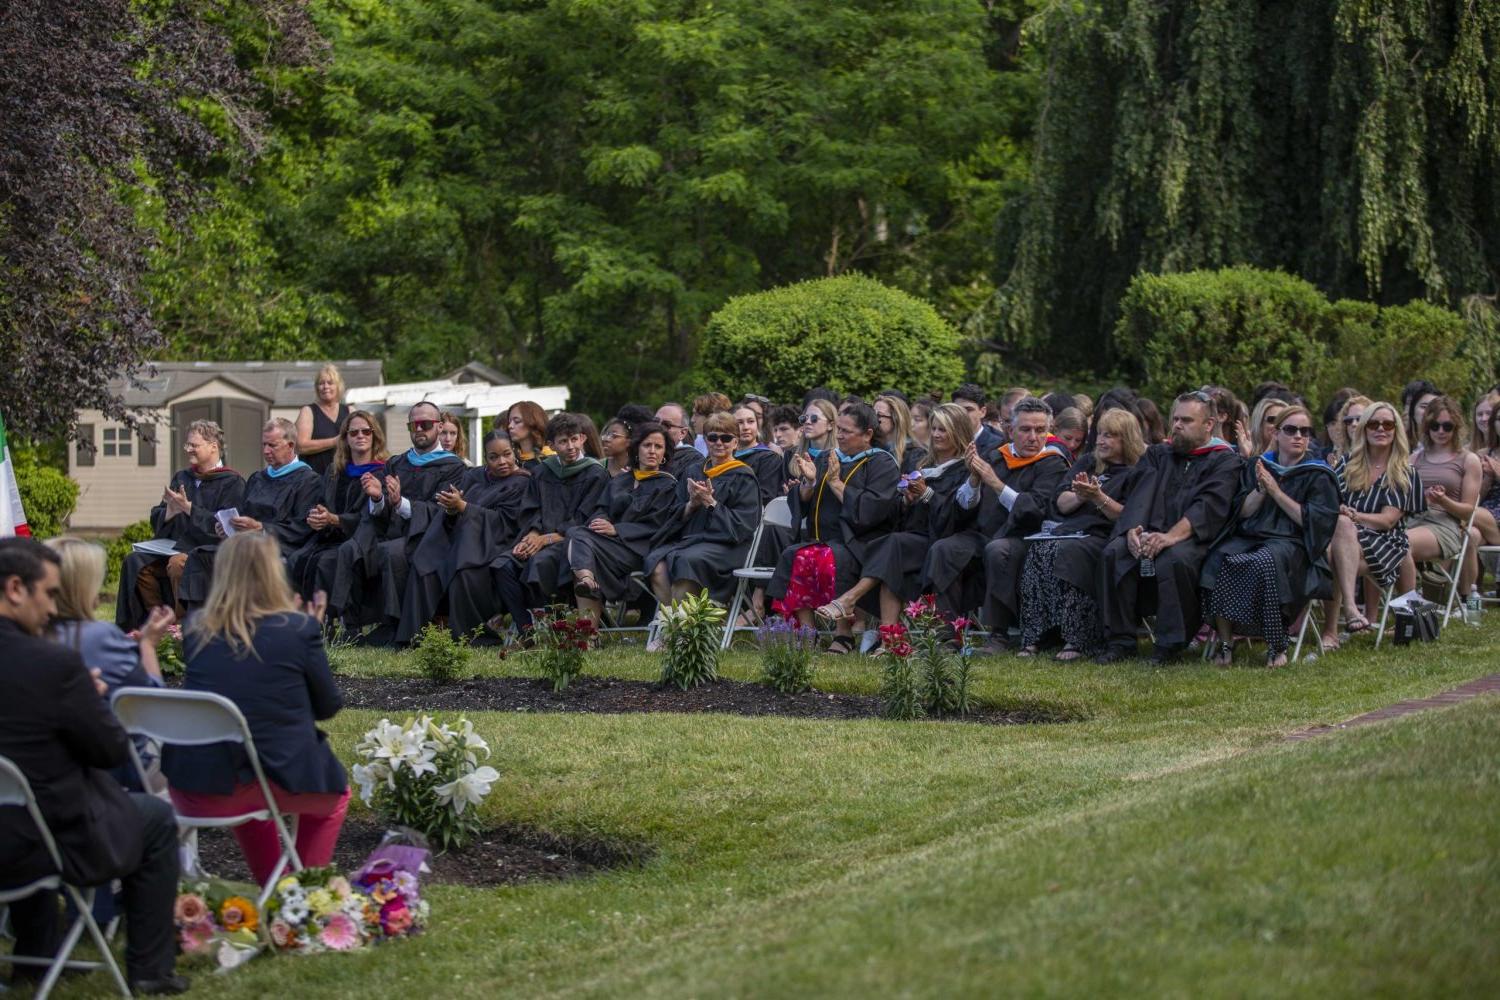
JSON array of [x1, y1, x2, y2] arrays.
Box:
[[263, 865, 427, 953], [173, 878, 264, 970]]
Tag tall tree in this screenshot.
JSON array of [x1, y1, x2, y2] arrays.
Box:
[[0, 0, 319, 436], [988, 0, 1500, 370]]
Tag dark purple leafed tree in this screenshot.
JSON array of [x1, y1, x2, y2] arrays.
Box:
[[0, 0, 319, 437]]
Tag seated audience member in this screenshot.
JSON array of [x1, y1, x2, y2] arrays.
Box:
[[769, 404, 801, 454], [488, 413, 610, 632], [1473, 389, 1499, 453], [1322, 403, 1423, 649], [818, 403, 975, 631], [910, 397, 935, 450], [1321, 387, 1359, 455], [875, 393, 928, 473], [766, 402, 901, 654], [567, 422, 680, 623], [952, 384, 1001, 453], [51, 538, 169, 696], [399, 430, 535, 644], [330, 400, 465, 643], [656, 401, 703, 479], [601, 418, 632, 477], [0, 538, 186, 995], [578, 413, 606, 461], [164, 532, 346, 886], [644, 412, 763, 648], [615, 403, 657, 434], [1479, 405, 1500, 525], [1096, 391, 1242, 663], [294, 363, 350, 476], [1326, 395, 1372, 467], [1136, 396, 1168, 444], [1250, 380, 1292, 407], [176, 417, 323, 611], [1201, 406, 1339, 667], [115, 418, 244, 629], [924, 397, 1070, 653], [1406, 396, 1486, 595], [785, 398, 838, 482], [803, 386, 840, 408], [691, 393, 734, 454], [1248, 395, 1289, 455], [288, 409, 387, 602], [737, 394, 772, 442], [505, 400, 554, 469], [731, 403, 784, 503], [1018, 407, 1146, 659], [1042, 391, 1077, 424], [1053, 407, 1087, 459], [1402, 380, 1440, 441], [1201, 385, 1251, 458], [1073, 393, 1095, 420], [437, 410, 468, 464]]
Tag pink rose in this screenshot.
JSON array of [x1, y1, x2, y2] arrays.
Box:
[[173, 893, 208, 926], [380, 898, 413, 936], [269, 918, 296, 948]]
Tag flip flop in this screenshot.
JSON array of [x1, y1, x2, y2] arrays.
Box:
[[1054, 646, 1084, 662], [1016, 646, 1040, 658], [814, 600, 849, 625], [1345, 615, 1372, 635], [824, 634, 856, 655]]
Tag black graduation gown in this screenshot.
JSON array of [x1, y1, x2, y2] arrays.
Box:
[[897, 441, 930, 475], [857, 457, 969, 602], [1097, 442, 1242, 648], [920, 446, 1070, 612], [644, 462, 762, 603], [1200, 456, 1340, 606], [1045, 456, 1139, 603], [564, 471, 680, 601], [666, 443, 706, 481], [288, 464, 379, 601], [504, 457, 610, 596], [114, 467, 245, 628], [735, 446, 785, 505], [176, 465, 323, 603], [766, 449, 902, 601], [396, 467, 536, 642], [330, 450, 466, 626]]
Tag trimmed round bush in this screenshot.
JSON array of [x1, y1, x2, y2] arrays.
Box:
[[695, 275, 964, 401]]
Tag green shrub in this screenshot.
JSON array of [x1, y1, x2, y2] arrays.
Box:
[[104, 520, 155, 592], [12, 454, 78, 538], [658, 590, 724, 690], [412, 623, 471, 683], [1313, 299, 1470, 408], [695, 274, 965, 402]]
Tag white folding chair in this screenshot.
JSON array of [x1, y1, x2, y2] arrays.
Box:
[[110, 689, 302, 908], [0, 755, 130, 999], [1419, 506, 1476, 628], [720, 496, 792, 650]]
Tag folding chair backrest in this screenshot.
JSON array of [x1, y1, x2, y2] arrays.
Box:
[[0, 753, 65, 873], [111, 689, 251, 747], [763, 495, 792, 529]]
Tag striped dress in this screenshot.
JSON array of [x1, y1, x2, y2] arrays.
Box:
[[1336, 466, 1425, 587]]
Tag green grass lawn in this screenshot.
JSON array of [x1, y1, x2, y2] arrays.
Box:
[[47, 622, 1500, 997]]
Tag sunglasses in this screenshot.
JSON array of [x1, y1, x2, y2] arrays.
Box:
[[1342, 415, 1362, 425], [1431, 421, 1456, 433], [1264, 413, 1282, 424], [799, 414, 823, 424], [704, 433, 735, 444], [347, 427, 374, 437], [1366, 419, 1397, 432], [408, 419, 436, 432], [1280, 425, 1315, 438]]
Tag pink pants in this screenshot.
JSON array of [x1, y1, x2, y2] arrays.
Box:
[[171, 782, 350, 885]]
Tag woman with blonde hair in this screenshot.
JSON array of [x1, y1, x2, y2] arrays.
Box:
[[1017, 407, 1147, 659], [49, 537, 172, 697], [290, 409, 388, 600], [1249, 396, 1289, 455], [163, 532, 347, 884], [782, 397, 838, 484], [295, 363, 350, 476], [1321, 402, 1423, 647], [875, 393, 927, 473]]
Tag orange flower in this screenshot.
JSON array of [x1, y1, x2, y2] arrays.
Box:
[[219, 896, 259, 933]]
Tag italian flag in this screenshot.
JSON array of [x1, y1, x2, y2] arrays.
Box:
[[0, 413, 29, 537]]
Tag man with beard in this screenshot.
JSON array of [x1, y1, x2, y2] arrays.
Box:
[[331, 400, 465, 644], [923, 397, 1069, 650], [1095, 391, 1242, 664]]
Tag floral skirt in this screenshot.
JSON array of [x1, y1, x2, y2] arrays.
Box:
[[772, 544, 836, 615], [1019, 540, 1106, 654]]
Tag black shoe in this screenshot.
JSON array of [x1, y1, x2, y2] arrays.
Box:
[[130, 973, 191, 995], [1093, 645, 1134, 664], [355, 623, 398, 648], [1148, 643, 1185, 665]]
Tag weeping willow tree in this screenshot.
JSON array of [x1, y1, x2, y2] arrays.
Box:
[[988, 0, 1500, 370]]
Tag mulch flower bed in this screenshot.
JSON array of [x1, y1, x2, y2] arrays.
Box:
[[194, 816, 645, 889], [335, 674, 1078, 725]]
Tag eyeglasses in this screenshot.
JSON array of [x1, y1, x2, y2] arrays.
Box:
[[408, 419, 436, 432], [1431, 421, 1456, 433], [704, 433, 735, 444], [1366, 419, 1397, 432], [799, 414, 823, 425], [1280, 425, 1315, 438], [347, 427, 373, 438]]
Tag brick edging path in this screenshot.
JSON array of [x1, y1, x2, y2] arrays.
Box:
[[1285, 673, 1500, 742]]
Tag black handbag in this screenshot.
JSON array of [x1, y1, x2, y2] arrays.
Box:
[[1392, 599, 1442, 644]]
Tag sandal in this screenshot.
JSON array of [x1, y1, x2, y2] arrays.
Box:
[[1054, 646, 1084, 662], [735, 607, 766, 629], [1319, 634, 1341, 653], [573, 573, 601, 600], [825, 634, 856, 656], [1345, 615, 1371, 635], [1016, 645, 1039, 658], [1211, 640, 1235, 667], [814, 600, 850, 626], [1266, 651, 1289, 668]]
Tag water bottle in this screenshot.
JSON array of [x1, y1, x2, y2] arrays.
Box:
[[1139, 554, 1156, 578], [1465, 589, 1483, 627]]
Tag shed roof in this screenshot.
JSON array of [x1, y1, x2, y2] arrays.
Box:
[[112, 361, 384, 408]]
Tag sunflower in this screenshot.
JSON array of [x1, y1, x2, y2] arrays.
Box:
[[219, 896, 260, 933]]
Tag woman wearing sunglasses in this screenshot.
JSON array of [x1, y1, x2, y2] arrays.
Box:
[[782, 398, 838, 484], [1320, 403, 1422, 649], [1201, 406, 1340, 667], [289, 410, 388, 602], [1406, 396, 1485, 596]]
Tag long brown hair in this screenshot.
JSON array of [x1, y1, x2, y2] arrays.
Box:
[[186, 532, 298, 658], [332, 410, 388, 474], [504, 401, 549, 454]]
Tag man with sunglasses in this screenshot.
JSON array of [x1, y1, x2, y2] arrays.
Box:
[[1095, 391, 1242, 664], [331, 400, 465, 644]]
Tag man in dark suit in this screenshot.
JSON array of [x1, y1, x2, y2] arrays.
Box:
[[0, 538, 186, 994]]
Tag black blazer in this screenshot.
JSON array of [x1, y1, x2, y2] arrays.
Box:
[[163, 613, 346, 797], [0, 617, 143, 887]]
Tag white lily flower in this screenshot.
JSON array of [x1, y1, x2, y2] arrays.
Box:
[[351, 763, 378, 803], [433, 765, 499, 815]]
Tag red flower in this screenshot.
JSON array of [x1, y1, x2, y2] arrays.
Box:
[[575, 640, 589, 650], [575, 618, 598, 635], [550, 620, 569, 632]]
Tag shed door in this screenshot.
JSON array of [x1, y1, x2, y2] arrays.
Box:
[[223, 399, 270, 471]]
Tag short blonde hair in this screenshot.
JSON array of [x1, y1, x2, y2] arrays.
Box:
[[43, 536, 106, 621], [186, 532, 298, 657], [315, 363, 345, 398], [1094, 407, 1146, 473]]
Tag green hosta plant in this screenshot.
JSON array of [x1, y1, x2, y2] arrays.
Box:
[[658, 590, 725, 690]]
